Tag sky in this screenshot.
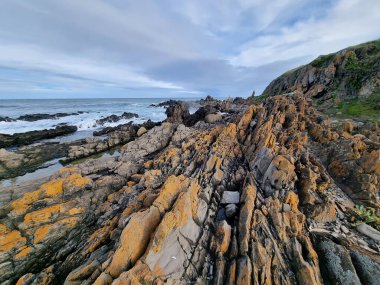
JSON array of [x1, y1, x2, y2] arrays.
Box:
[[0, 0, 379, 99]]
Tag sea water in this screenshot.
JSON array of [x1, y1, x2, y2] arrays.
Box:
[[0, 97, 198, 135]]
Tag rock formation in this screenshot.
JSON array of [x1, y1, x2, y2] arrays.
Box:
[[1, 93, 379, 285], [262, 39, 380, 119], [0, 125, 77, 148]]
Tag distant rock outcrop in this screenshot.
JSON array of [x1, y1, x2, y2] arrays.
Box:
[[263, 39, 380, 119], [0, 125, 77, 148]]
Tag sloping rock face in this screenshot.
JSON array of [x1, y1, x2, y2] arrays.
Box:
[[262, 39, 380, 112], [1, 95, 379, 285]]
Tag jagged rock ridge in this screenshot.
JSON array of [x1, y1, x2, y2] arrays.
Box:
[[0, 94, 379, 285], [262, 39, 380, 118]]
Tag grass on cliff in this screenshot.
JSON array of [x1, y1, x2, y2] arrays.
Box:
[[354, 205, 380, 231], [336, 88, 380, 121]]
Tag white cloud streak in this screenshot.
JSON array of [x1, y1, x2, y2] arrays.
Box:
[[0, 0, 379, 97]]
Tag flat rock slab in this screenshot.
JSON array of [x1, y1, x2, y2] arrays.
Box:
[[221, 191, 240, 204], [356, 223, 380, 241]]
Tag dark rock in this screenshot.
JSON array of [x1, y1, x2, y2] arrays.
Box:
[[17, 112, 79, 121], [0, 125, 77, 148], [350, 249, 380, 285], [315, 237, 361, 285], [165, 101, 190, 124], [96, 112, 138, 125], [151, 99, 179, 107], [0, 116, 15, 122]]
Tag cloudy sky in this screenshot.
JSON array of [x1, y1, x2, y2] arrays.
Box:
[[0, 0, 379, 99]]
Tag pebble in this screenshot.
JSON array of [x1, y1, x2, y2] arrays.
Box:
[[282, 203, 291, 212], [220, 191, 240, 204], [225, 204, 237, 218], [341, 225, 349, 234]]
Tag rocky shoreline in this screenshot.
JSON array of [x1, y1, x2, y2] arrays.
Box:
[[0, 94, 379, 284], [0, 98, 226, 181]]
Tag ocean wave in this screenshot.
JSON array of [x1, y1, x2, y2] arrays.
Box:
[[0, 107, 166, 135]]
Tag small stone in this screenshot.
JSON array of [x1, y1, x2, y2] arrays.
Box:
[[225, 204, 237, 218], [216, 208, 226, 221], [137, 127, 147, 137], [282, 203, 291, 212], [342, 120, 354, 133], [341, 225, 349, 234], [220, 191, 240, 204], [357, 239, 369, 247]]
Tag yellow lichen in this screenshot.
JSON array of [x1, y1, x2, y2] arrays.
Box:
[[15, 246, 32, 259], [65, 173, 92, 189], [0, 224, 9, 235], [33, 217, 79, 244], [23, 204, 61, 225], [11, 190, 41, 215], [59, 166, 80, 174], [68, 207, 85, 215], [152, 175, 189, 213], [0, 230, 26, 251], [41, 178, 64, 197], [152, 180, 199, 253]]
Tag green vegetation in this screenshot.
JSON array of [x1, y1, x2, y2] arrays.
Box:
[[311, 53, 335, 68], [248, 93, 268, 104], [336, 88, 380, 120], [354, 205, 380, 231], [345, 50, 377, 92]]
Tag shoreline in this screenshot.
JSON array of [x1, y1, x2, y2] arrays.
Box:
[[0, 97, 243, 187]]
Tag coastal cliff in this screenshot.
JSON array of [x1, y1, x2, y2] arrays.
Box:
[[262, 39, 380, 121]]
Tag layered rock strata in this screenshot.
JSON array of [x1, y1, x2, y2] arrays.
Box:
[[0, 94, 379, 285]]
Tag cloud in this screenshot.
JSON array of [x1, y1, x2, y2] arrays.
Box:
[[0, 0, 379, 98], [231, 0, 380, 68]]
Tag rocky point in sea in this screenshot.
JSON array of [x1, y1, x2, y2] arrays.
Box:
[[0, 90, 379, 285]]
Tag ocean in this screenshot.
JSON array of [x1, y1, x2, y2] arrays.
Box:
[[0, 98, 198, 136]]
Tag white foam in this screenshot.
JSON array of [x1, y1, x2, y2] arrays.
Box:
[[0, 104, 167, 135]]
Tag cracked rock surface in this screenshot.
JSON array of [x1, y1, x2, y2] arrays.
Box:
[[1, 94, 379, 285]]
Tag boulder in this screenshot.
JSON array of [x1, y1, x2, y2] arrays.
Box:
[[205, 113, 222, 123], [221, 191, 240, 204], [137, 127, 147, 137]]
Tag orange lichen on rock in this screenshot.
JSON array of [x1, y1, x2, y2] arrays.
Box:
[[40, 178, 64, 197], [10, 173, 90, 217], [84, 217, 118, 255], [59, 166, 80, 174], [152, 175, 189, 213], [68, 207, 85, 216], [10, 190, 42, 215], [0, 223, 9, 235], [64, 173, 92, 189], [285, 191, 300, 211], [15, 246, 32, 259], [151, 180, 200, 254], [238, 105, 256, 140], [105, 206, 161, 278], [23, 204, 61, 227], [33, 216, 79, 244], [0, 229, 26, 251]]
